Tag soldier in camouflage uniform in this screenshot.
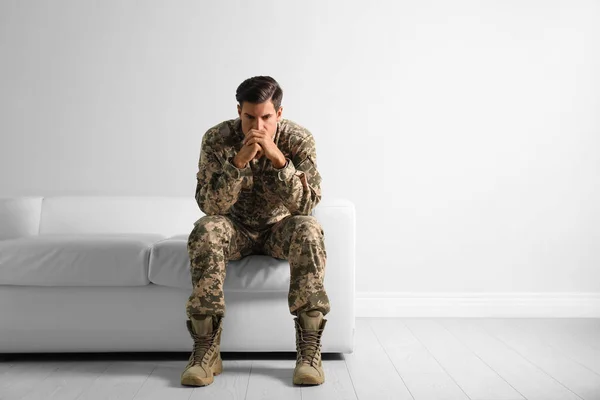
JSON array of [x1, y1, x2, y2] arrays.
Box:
[[181, 76, 330, 387]]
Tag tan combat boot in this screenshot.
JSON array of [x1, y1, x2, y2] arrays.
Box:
[[293, 310, 327, 385], [180, 314, 223, 386]]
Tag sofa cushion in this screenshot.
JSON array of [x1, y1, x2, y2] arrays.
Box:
[[0, 233, 165, 286], [149, 234, 291, 292]]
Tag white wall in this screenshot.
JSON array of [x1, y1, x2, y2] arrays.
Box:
[[1, 0, 599, 307]]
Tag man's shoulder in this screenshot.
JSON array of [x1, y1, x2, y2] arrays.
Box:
[[279, 118, 313, 141], [202, 118, 239, 147], [204, 118, 237, 137]]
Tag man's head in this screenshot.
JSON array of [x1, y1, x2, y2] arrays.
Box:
[[236, 76, 283, 139]]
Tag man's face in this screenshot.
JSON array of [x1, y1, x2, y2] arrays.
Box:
[[237, 100, 283, 140]]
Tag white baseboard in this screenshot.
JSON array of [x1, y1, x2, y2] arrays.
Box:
[[355, 292, 600, 318]]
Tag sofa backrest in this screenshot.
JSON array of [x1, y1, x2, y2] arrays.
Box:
[[38, 196, 202, 237], [0, 196, 352, 239]]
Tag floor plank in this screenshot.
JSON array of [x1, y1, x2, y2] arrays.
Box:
[[0, 361, 14, 381], [0, 360, 63, 400], [244, 359, 301, 400], [20, 360, 111, 400], [401, 318, 524, 400], [441, 318, 583, 400], [477, 318, 600, 400], [343, 318, 412, 400], [369, 318, 470, 400], [300, 358, 358, 400], [74, 360, 157, 400], [187, 359, 251, 400], [131, 360, 197, 400], [514, 318, 600, 375]]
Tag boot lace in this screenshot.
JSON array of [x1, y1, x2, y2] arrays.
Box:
[[189, 327, 219, 366], [295, 320, 323, 367]]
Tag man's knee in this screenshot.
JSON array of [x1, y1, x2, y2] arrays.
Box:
[[188, 215, 233, 250], [288, 215, 324, 242]]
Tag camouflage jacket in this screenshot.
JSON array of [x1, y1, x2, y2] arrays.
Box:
[[193, 117, 322, 231]]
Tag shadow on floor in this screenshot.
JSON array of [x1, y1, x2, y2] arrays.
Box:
[[0, 351, 343, 389]]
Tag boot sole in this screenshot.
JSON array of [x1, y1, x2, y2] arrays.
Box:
[[180, 357, 223, 387], [293, 374, 324, 385]]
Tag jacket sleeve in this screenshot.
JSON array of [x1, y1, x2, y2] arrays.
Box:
[[194, 132, 253, 216], [264, 134, 322, 216]]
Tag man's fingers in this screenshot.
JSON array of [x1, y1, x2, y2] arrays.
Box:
[[248, 129, 267, 135], [244, 134, 265, 145], [243, 138, 263, 148], [245, 130, 267, 139]]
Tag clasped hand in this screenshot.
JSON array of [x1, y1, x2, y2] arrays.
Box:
[[234, 129, 285, 168]]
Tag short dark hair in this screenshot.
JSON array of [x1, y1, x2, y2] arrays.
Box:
[[236, 76, 283, 110]]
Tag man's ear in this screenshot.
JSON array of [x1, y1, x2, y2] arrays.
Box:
[[277, 106, 283, 122], [237, 104, 241, 117]]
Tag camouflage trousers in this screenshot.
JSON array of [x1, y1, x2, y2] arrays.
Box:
[[185, 214, 330, 319]]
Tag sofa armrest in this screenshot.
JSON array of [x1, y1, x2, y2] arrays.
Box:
[[0, 197, 43, 240], [312, 198, 355, 351]]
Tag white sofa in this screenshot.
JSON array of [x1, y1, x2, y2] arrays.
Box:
[[0, 196, 355, 354]]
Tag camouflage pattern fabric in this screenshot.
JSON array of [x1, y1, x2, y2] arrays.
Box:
[[186, 118, 330, 318], [193, 117, 322, 228]]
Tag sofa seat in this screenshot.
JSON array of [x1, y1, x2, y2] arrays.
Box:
[[149, 234, 291, 292], [0, 233, 165, 286]]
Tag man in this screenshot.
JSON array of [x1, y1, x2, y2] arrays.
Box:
[[181, 76, 330, 387]]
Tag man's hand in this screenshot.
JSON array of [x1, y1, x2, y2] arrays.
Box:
[[243, 129, 286, 168], [233, 141, 262, 169]]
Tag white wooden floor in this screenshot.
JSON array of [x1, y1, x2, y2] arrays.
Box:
[[1, 318, 600, 400]]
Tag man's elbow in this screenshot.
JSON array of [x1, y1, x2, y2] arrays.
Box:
[[199, 201, 228, 216], [196, 195, 220, 216], [292, 193, 321, 216], [196, 188, 227, 216]]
